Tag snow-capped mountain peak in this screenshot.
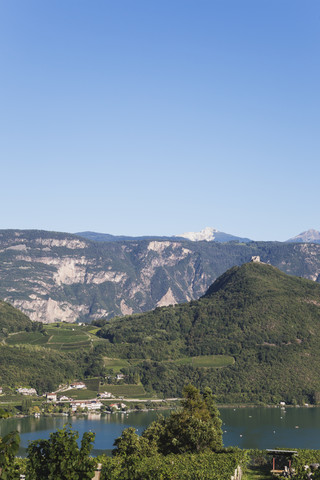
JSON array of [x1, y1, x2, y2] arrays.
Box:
[[176, 227, 219, 242]]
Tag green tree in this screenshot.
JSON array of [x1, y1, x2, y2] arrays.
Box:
[[154, 386, 222, 454], [0, 408, 12, 419], [202, 386, 223, 450], [142, 384, 223, 455], [26, 424, 96, 480], [0, 430, 20, 479], [111, 427, 157, 479], [113, 427, 152, 457], [21, 397, 32, 414]]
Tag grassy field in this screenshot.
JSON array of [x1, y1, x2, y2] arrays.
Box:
[[86, 327, 100, 334], [100, 384, 146, 398], [62, 388, 98, 400], [6, 331, 49, 346], [48, 341, 92, 351], [84, 378, 100, 391], [0, 393, 38, 403], [46, 328, 89, 344], [104, 357, 131, 372], [173, 355, 235, 368], [5, 323, 106, 353], [37, 324, 96, 351]]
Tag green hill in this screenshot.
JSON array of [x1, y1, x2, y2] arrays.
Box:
[[0, 345, 81, 393], [0, 303, 106, 393], [97, 262, 320, 404], [0, 299, 32, 337]]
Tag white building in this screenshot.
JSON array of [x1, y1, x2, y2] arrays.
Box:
[[70, 400, 103, 412], [98, 392, 113, 399], [70, 382, 86, 389], [58, 395, 73, 402], [46, 393, 57, 402]]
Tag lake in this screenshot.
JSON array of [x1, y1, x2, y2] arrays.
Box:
[[1, 406, 320, 456]]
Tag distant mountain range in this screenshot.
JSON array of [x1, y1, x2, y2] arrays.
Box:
[[286, 229, 320, 244], [76, 231, 186, 242], [2, 228, 320, 324], [76, 227, 252, 244], [175, 226, 251, 242], [77, 227, 320, 244]]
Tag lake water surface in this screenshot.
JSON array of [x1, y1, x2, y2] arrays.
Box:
[[1, 407, 320, 456]]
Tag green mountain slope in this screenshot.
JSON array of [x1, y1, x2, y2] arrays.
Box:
[[0, 345, 81, 393], [0, 299, 32, 337], [0, 302, 105, 392], [97, 262, 320, 404]]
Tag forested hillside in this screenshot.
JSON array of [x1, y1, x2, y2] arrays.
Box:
[[96, 262, 320, 403], [0, 302, 105, 392], [3, 261, 320, 403], [0, 299, 32, 337]]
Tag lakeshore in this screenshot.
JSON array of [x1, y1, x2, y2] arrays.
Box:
[[2, 405, 320, 457]]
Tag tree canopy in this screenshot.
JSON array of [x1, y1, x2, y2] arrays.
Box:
[[113, 385, 223, 457], [26, 424, 96, 480]]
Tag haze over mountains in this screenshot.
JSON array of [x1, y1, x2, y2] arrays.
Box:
[[1, 228, 320, 324]]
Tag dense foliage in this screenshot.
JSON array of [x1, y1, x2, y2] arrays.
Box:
[[0, 299, 32, 337], [101, 385, 244, 479], [0, 416, 246, 480], [26, 424, 96, 480], [113, 385, 223, 457], [101, 450, 246, 480], [291, 449, 320, 479], [0, 431, 20, 479], [0, 344, 105, 394]]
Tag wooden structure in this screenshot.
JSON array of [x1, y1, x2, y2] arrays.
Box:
[[266, 449, 298, 475]]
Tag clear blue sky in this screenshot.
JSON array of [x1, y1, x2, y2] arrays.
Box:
[[1, 0, 319, 241]]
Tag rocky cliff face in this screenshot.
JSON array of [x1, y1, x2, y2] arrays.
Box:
[[1, 229, 320, 323]]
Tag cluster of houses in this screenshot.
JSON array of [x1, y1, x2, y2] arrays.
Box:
[[11, 381, 127, 413], [44, 392, 126, 412], [69, 400, 104, 412], [46, 393, 74, 402], [42, 383, 125, 412], [15, 383, 87, 397]]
